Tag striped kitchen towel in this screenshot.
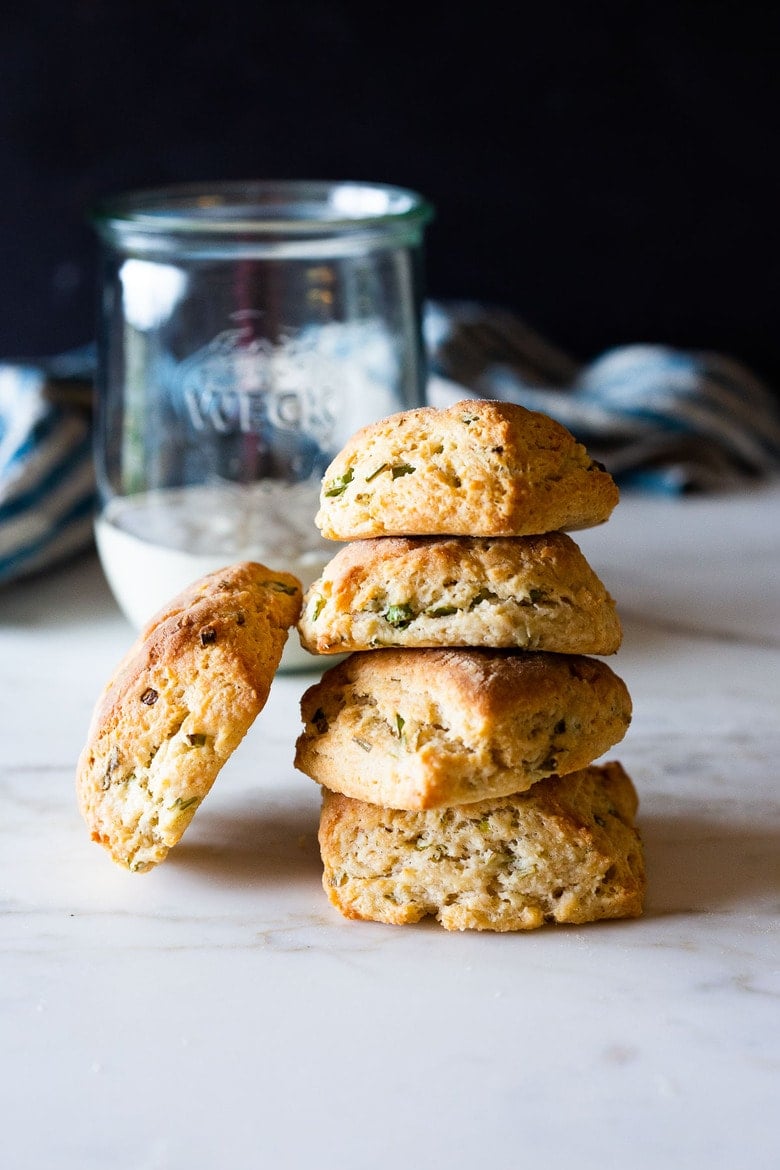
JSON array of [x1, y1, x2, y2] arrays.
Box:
[[0, 349, 96, 586], [424, 301, 780, 493]]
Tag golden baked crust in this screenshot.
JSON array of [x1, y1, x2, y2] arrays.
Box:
[[76, 562, 302, 872], [297, 532, 621, 655], [318, 762, 646, 930], [315, 399, 618, 540], [295, 648, 632, 809]]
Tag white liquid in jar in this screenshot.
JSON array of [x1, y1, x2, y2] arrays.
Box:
[[95, 481, 337, 672]]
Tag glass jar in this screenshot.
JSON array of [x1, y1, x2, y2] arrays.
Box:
[[91, 179, 434, 669]]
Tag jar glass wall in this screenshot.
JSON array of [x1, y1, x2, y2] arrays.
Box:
[[91, 180, 434, 669]]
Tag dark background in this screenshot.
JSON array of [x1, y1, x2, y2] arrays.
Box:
[[2, 0, 779, 387]]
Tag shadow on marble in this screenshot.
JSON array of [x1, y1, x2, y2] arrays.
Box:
[[640, 812, 780, 916], [168, 800, 322, 889], [2, 552, 121, 630], [138, 799, 780, 916]]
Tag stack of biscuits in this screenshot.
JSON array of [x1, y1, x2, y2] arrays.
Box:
[[295, 399, 646, 931]]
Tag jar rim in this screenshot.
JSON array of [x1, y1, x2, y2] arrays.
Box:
[[92, 179, 435, 238]]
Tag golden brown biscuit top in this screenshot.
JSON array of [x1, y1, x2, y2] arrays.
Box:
[[315, 399, 618, 539], [303, 646, 630, 726], [89, 562, 302, 740]]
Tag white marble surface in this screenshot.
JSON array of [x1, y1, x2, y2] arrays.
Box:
[[2, 482, 779, 1170]]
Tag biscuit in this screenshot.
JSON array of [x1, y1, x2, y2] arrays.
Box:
[[76, 562, 302, 872], [318, 762, 646, 930], [315, 399, 618, 540], [298, 532, 621, 655], [295, 648, 631, 810]]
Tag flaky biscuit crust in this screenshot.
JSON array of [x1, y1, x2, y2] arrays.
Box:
[[297, 533, 621, 655], [76, 562, 302, 871], [318, 762, 646, 930], [315, 400, 618, 540], [295, 648, 632, 810]]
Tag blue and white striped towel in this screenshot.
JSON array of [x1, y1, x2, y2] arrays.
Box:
[[425, 301, 780, 493], [2, 303, 779, 587], [0, 350, 96, 586]]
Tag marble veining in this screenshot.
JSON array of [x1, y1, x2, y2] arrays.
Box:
[[2, 483, 779, 1170]]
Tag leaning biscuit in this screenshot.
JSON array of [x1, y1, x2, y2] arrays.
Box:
[[298, 533, 621, 655], [315, 399, 618, 540], [318, 762, 646, 931], [76, 562, 302, 872], [295, 648, 631, 810]]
